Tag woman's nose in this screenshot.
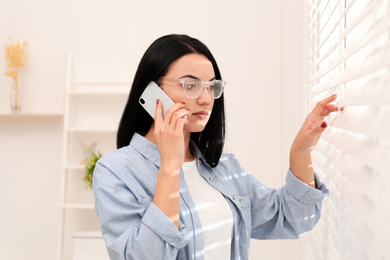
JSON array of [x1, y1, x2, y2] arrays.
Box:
[[197, 86, 212, 105]]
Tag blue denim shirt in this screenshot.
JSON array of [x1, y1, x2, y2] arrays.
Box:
[[93, 133, 328, 260]]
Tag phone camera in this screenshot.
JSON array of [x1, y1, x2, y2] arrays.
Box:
[[140, 98, 145, 104]]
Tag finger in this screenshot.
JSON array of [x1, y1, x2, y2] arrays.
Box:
[[320, 121, 328, 131], [320, 104, 345, 117], [312, 94, 338, 115], [174, 114, 190, 133], [169, 108, 190, 132], [309, 120, 328, 137], [154, 99, 164, 128], [163, 102, 186, 127]]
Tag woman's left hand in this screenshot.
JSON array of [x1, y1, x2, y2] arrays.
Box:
[[290, 94, 344, 187], [291, 94, 344, 153]]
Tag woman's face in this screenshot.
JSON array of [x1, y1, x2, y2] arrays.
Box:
[[160, 53, 215, 133]]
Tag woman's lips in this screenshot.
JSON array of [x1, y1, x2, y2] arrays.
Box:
[[192, 111, 208, 116], [191, 111, 209, 119]]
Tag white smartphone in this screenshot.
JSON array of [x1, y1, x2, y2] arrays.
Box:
[[139, 81, 175, 119]]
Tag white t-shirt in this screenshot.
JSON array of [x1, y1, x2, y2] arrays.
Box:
[[182, 160, 234, 260]]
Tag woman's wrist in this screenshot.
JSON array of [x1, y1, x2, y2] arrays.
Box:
[[159, 162, 182, 175], [290, 145, 311, 159], [290, 148, 316, 188]]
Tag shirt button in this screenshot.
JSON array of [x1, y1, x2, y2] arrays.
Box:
[[198, 159, 201, 164], [209, 177, 214, 182], [239, 199, 243, 203], [232, 195, 236, 200]]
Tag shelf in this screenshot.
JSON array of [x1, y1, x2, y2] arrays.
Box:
[[66, 127, 117, 133], [65, 164, 84, 170], [73, 230, 103, 238], [71, 81, 130, 86], [67, 89, 129, 95], [57, 203, 94, 209], [68, 82, 130, 96], [0, 113, 63, 117]]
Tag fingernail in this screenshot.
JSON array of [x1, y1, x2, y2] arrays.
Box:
[[186, 109, 190, 111], [332, 94, 337, 97], [321, 122, 327, 128], [156, 99, 160, 105], [180, 102, 186, 104]]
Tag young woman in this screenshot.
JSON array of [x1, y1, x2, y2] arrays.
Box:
[[93, 34, 342, 260]]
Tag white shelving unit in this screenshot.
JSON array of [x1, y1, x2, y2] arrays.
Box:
[[57, 52, 130, 260]]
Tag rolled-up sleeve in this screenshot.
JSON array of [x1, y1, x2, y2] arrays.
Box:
[[247, 167, 329, 240], [93, 161, 190, 260], [284, 168, 329, 204], [141, 203, 189, 249]]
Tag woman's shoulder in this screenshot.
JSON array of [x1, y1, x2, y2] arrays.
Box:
[[218, 152, 241, 166], [95, 144, 152, 180], [94, 144, 158, 188], [97, 145, 138, 167]]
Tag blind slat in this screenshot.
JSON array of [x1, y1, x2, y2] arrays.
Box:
[[338, 73, 390, 106], [308, 0, 377, 63], [309, 46, 390, 96], [308, 0, 357, 57], [310, 10, 390, 80]]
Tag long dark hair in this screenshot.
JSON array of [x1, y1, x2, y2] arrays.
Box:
[[117, 34, 225, 167]]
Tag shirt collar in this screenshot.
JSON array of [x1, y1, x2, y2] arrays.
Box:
[[189, 139, 209, 167], [129, 132, 210, 168], [130, 133, 161, 167]]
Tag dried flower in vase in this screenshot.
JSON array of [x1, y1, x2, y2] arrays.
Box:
[[81, 142, 102, 189], [4, 39, 28, 112]]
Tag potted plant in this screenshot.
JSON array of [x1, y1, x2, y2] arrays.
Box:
[[81, 143, 102, 189]]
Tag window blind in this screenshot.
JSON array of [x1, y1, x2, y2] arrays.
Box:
[[304, 0, 390, 259]]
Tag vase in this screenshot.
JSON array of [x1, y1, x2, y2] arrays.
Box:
[[11, 80, 21, 113]]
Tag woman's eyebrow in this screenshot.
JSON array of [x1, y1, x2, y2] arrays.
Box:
[[179, 74, 216, 81], [179, 74, 200, 80]]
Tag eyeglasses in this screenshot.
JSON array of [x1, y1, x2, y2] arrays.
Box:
[[158, 79, 226, 99]]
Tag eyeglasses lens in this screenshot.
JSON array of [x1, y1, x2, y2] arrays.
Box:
[[184, 80, 223, 99]]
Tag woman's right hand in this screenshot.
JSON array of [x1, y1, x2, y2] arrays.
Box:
[[152, 100, 190, 229], [153, 99, 190, 171]]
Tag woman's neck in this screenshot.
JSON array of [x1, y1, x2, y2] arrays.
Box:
[[144, 123, 195, 162]]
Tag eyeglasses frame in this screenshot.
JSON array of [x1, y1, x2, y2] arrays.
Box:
[[157, 78, 226, 99]]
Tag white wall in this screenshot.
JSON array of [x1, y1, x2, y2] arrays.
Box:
[[0, 1, 306, 259], [280, 1, 307, 259]]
